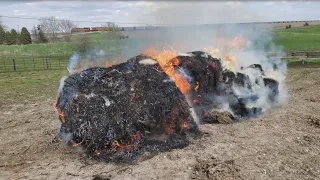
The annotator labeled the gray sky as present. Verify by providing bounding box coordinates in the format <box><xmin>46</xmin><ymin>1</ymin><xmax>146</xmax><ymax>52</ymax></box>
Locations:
<box><xmin>0</xmin><ymin>1</ymin><xmax>319</xmax><ymax>30</ymax></box>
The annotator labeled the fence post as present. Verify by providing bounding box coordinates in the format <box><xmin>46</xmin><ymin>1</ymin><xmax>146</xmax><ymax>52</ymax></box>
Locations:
<box><xmin>13</xmin><ymin>59</ymin><xmax>16</xmax><ymax>72</ymax></box>
<box><xmin>42</xmin><ymin>58</ymin><xmax>45</xmax><ymax>70</ymax></box>
<box><xmin>33</xmin><ymin>57</ymin><xmax>35</xmax><ymax>70</ymax></box>
<box><xmin>45</xmin><ymin>58</ymin><xmax>49</xmax><ymax>70</ymax></box>
<box><xmin>3</xmin><ymin>58</ymin><xmax>6</xmax><ymax>72</ymax></box>
<box><xmin>23</xmin><ymin>57</ymin><xmax>26</xmax><ymax>71</ymax></box>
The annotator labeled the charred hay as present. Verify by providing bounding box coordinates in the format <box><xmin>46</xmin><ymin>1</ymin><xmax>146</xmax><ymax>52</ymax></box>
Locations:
<box><xmin>56</xmin><ymin>55</ymin><xmax>200</xmax><ymax>163</ymax></box>
<box><xmin>166</xmin><ymin>51</ymin><xmax>279</xmax><ymax>119</ymax></box>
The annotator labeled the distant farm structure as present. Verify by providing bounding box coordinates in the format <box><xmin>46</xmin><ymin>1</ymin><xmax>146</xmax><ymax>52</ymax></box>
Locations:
<box><xmin>71</xmin><ymin>26</ymin><xmax>157</xmax><ymax>33</ymax></box>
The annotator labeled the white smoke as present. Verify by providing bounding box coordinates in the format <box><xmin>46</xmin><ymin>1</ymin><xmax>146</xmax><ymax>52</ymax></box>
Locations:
<box><xmin>125</xmin><ymin>2</ymin><xmax>288</xmax><ymax>118</ymax></box>
<box><xmin>67</xmin><ymin>1</ymin><xmax>288</xmax><ymax>118</ymax></box>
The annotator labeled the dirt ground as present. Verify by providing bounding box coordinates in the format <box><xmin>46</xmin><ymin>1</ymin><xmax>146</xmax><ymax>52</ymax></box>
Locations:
<box><xmin>0</xmin><ymin>67</ymin><xmax>320</xmax><ymax>180</ymax></box>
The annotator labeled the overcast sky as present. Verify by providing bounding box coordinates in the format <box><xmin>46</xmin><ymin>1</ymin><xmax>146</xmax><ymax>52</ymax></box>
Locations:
<box><xmin>0</xmin><ymin>1</ymin><xmax>319</xmax><ymax>30</ymax></box>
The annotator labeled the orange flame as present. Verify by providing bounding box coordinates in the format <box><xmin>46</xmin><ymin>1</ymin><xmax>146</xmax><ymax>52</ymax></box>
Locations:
<box><xmin>95</xmin><ymin>151</ymin><xmax>101</xmax><ymax>156</ymax></box>
<box><xmin>180</xmin><ymin>122</ymin><xmax>189</xmax><ymax>130</ymax></box>
<box><xmin>72</xmin><ymin>142</ymin><xmax>81</xmax><ymax>147</ymax></box>
<box><xmin>105</xmin><ymin>61</ymin><xmax>112</xmax><ymax>68</ymax></box>
<box><xmin>59</xmin><ymin>112</ymin><xmax>65</xmax><ymax>123</ymax></box>
<box><xmin>142</xmin><ymin>48</ymin><xmax>191</xmax><ymax>94</ymax></box>
<box><xmin>111</xmin><ymin>140</ymin><xmax>135</xmax><ymax>152</ymax></box>
<box><xmin>166</xmin><ymin>127</ymin><xmax>176</xmax><ymax>134</ymax></box>
<box><xmin>225</xmin><ymin>53</ymin><xmax>236</xmax><ymax>66</ymax></box>
<box><xmin>195</xmin><ymin>81</ymin><xmax>200</xmax><ymax>92</ymax></box>
<box><xmin>213</xmin><ymin>35</ymin><xmax>247</xmax><ymax>50</ymax></box>
<box><xmin>231</xmin><ymin>35</ymin><xmax>247</xmax><ymax>50</ymax></box>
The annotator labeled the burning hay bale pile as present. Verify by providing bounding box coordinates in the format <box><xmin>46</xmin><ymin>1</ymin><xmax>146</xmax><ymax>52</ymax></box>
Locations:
<box><xmin>163</xmin><ymin>51</ymin><xmax>281</xmax><ymax>121</ymax></box>
<box><xmin>55</xmin><ymin>50</ymin><xmax>284</xmax><ymax>162</ymax></box>
<box><xmin>56</xmin><ymin>55</ymin><xmax>200</xmax><ymax>163</ymax></box>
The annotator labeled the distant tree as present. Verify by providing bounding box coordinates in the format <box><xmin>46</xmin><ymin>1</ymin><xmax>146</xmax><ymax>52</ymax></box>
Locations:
<box><xmin>39</xmin><ymin>16</ymin><xmax>60</xmax><ymax>42</ymax></box>
<box><xmin>74</xmin><ymin>35</ymin><xmax>92</xmax><ymax>55</ymax></box>
<box><xmin>102</xmin><ymin>22</ymin><xmax>120</xmax><ymax>32</ymax></box>
<box><xmin>37</xmin><ymin>25</ymin><xmax>48</xmax><ymax>43</ymax></box>
<box><xmin>59</xmin><ymin>19</ymin><xmax>76</xmax><ymax>42</ymax></box>
<box><xmin>20</xmin><ymin>27</ymin><xmax>32</xmax><ymax>44</ymax></box>
<box><xmin>133</xmin><ymin>26</ymin><xmax>136</xmax><ymax>30</ymax></box>
<box><xmin>39</xmin><ymin>17</ymin><xmax>76</xmax><ymax>42</ymax></box>
<box><xmin>31</xmin><ymin>25</ymin><xmax>39</xmax><ymax>43</ymax></box>
<box><xmin>0</xmin><ymin>17</ymin><xmax>6</xmax><ymax>30</ymax></box>
<box><xmin>0</xmin><ymin>26</ymin><xmax>5</xmax><ymax>44</ymax></box>
<box><xmin>0</xmin><ymin>17</ymin><xmax>6</xmax><ymax>45</ymax></box>
<box><xmin>10</xmin><ymin>29</ymin><xmax>18</xmax><ymax>44</ymax></box>
<box><xmin>5</xmin><ymin>31</ymin><xmax>12</xmax><ymax>45</ymax></box>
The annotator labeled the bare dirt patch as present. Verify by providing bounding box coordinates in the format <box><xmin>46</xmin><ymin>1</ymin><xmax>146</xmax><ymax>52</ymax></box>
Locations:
<box><xmin>0</xmin><ymin>67</ymin><xmax>320</xmax><ymax>180</ymax></box>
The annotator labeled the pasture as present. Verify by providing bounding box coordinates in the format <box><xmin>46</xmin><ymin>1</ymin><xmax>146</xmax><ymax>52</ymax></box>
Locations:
<box><xmin>0</xmin><ymin>24</ymin><xmax>320</xmax><ymax>58</ymax></box>
<box><xmin>274</xmin><ymin>25</ymin><xmax>320</xmax><ymax>50</ymax></box>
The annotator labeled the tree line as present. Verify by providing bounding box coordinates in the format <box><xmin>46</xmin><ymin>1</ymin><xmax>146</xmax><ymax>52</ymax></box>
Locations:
<box><xmin>0</xmin><ymin>16</ymin><xmax>77</xmax><ymax>45</ymax></box>
<box><xmin>0</xmin><ymin>16</ymin><xmax>125</xmax><ymax>46</ymax></box>
<box><xmin>0</xmin><ymin>21</ymin><xmax>33</xmax><ymax>45</ymax></box>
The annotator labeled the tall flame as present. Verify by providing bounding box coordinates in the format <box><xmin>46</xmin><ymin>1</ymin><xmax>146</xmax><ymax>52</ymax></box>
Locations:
<box><xmin>142</xmin><ymin>48</ymin><xmax>191</xmax><ymax>94</ymax></box>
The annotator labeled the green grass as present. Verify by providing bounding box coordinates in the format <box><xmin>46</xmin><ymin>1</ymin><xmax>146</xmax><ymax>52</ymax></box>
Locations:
<box><xmin>283</xmin><ymin>58</ymin><xmax>320</xmax><ymax>68</ymax></box>
<box><xmin>0</xmin><ymin>32</ymin><xmax>127</xmax><ymax>57</ymax></box>
<box><xmin>274</xmin><ymin>25</ymin><xmax>320</xmax><ymax>51</ymax></box>
<box><xmin>0</xmin><ymin>42</ymin><xmax>74</xmax><ymax>56</ymax></box>
<box><xmin>0</xmin><ymin>70</ymin><xmax>65</xmax><ymax>109</ymax></box>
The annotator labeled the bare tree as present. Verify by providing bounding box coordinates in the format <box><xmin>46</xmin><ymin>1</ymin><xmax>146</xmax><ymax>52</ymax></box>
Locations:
<box><xmin>39</xmin><ymin>16</ymin><xmax>60</xmax><ymax>42</ymax></box>
<box><xmin>59</xmin><ymin>19</ymin><xmax>76</xmax><ymax>42</ymax></box>
<box><xmin>102</xmin><ymin>22</ymin><xmax>119</xmax><ymax>31</ymax></box>
<box><xmin>102</xmin><ymin>22</ymin><xmax>127</xmax><ymax>40</ymax></box>
<box><xmin>74</xmin><ymin>35</ymin><xmax>92</xmax><ymax>55</ymax></box>
<box><xmin>31</xmin><ymin>25</ymin><xmax>39</xmax><ymax>43</ymax></box>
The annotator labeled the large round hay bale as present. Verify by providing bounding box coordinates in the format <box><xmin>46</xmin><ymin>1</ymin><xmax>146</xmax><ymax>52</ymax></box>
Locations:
<box><xmin>56</xmin><ymin>55</ymin><xmax>200</xmax><ymax>163</ymax></box>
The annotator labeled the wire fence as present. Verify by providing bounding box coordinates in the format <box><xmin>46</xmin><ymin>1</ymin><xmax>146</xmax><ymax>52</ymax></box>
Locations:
<box><xmin>0</xmin><ymin>55</ymin><xmax>70</xmax><ymax>73</ymax></box>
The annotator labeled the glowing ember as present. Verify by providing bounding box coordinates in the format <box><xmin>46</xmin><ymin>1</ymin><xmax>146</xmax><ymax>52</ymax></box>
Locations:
<box><xmin>180</xmin><ymin>122</ymin><xmax>189</xmax><ymax>130</ymax></box>
<box><xmin>195</xmin><ymin>81</ymin><xmax>200</xmax><ymax>92</ymax></box>
<box><xmin>105</xmin><ymin>61</ymin><xmax>112</xmax><ymax>68</ymax></box>
<box><xmin>95</xmin><ymin>151</ymin><xmax>101</xmax><ymax>156</ymax></box>
<box><xmin>58</xmin><ymin>112</ymin><xmax>65</xmax><ymax>123</ymax></box>
<box><xmin>114</xmin><ymin>140</ymin><xmax>121</xmax><ymax>148</ymax></box>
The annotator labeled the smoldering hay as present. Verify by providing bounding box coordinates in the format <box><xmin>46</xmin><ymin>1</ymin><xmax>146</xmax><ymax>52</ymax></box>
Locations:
<box><xmin>55</xmin><ymin>50</ymin><xmax>287</xmax><ymax>162</ymax></box>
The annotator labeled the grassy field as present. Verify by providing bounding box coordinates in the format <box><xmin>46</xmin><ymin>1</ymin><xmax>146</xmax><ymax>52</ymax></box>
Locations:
<box><xmin>273</xmin><ymin>25</ymin><xmax>320</xmax><ymax>51</ymax></box>
<box><xmin>0</xmin><ymin>25</ymin><xmax>320</xmax><ymax>58</ymax></box>
<box><xmin>0</xmin><ymin>42</ymin><xmax>74</xmax><ymax>56</ymax></box>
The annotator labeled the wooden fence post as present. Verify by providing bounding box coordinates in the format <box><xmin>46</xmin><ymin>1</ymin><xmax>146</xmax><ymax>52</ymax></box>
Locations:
<box><xmin>13</xmin><ymin>59</ymin><xmax>16</xmax><ymax>72</ymax></box>
<box><xmin>23</xmin><ymin>57</ymin><xmax>26</xmax><ymax>71</ymax></box>
<box><xmin>45</xmin><ymin>58</ymin><xmax>49</xmax><ymax>70</ymax></box>
<box><xmin>42</xmin><ymin>58</ymin><xmax>45</xmax><ymax>70</ymax></box>
<box><xmin>3</xmin><ymin>58</ymin><xmax>6</xmax><ymax>72</ymax></box>
<box><xmin>33</xmin><ymin>57</ymin><xmax>35</xmax><ymax>70</ymax></box>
